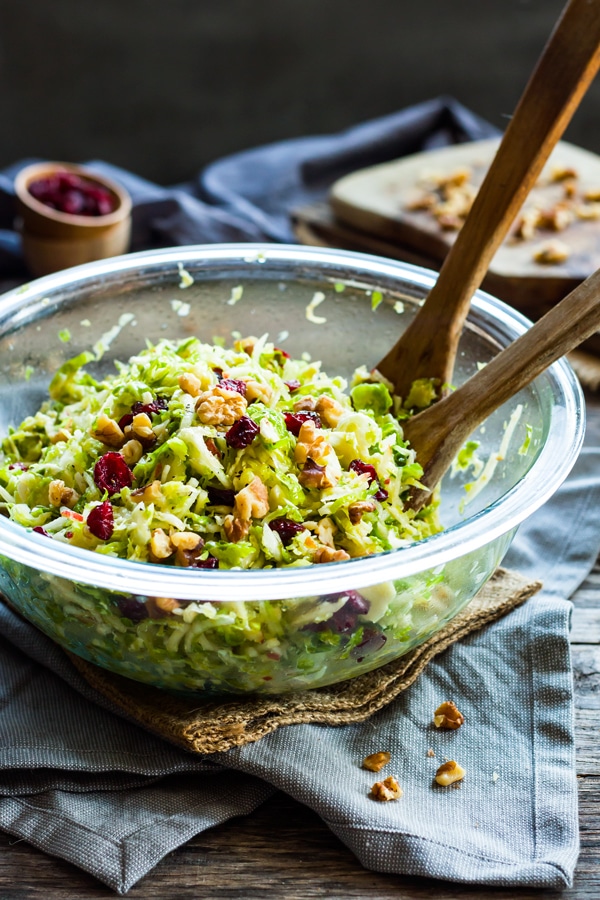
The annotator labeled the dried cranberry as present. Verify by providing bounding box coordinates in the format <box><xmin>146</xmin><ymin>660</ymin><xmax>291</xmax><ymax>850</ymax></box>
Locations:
<box><xmin>32</xmin><ymin>525</ymin><xmax>50</xmax><ymax>537</ymax></box>
<box><xmin>94</xmin><ymin>452</ymin><xmax>133</xmax><ymax>495</ymax></box>
<box><xmin>284</xmin><ymin>410</ymin><xmax>321</xmax><ymax>436</ymax></box>
<box><xmin>225</xmin><ymin>415</ymin><xmax>259</xmax><ymax>449</ymax></box>
<box><xmin>268</xmin><ymin>517</ymin><xmax>305</xmax><ymax>546</ymax></box>
<box><xmin>284</xmin><ymin>379</ymin><xmax>301</xmax><ymax>393</ymax></box>
<box><xmin>349</xmin><ymin>459</ymin><xmax>388</xmax><ymax>501</ymax></box>
<box><xmin>323</xmin><ymin>589</ymin><xmax>370</xmax><ymax>615</ymax></box>
<box><xmin>273</xmin><ymin>347</ymin><xmax>290</xmax><ymax>367</ymax></box>
<box><xmin>117</xmin><ymin>399</ymin><xmax>165</xmax><ymax>431</ymax></box>
<box><xmin>351</xmin><ymin>628</ymin><xmax>387</xmax><ymax>662</ymax></box>
<box><xmin>87</xmin><ymin>501</ymin><xmax>114</xmax><ymax>540</ymax></box>
<box><xmin>349</xmin><ymin>459</ymin><xmax>378</xmax><ymax>482</ymax></box>
<box><xmin>298</xmin><ymin>457</ymin><xmax>327</xmax><ymax>488</ymax></box>
<box><xmin>117</xmin><ymin>412</ymin><xmax>134</xmax><ymax>431</ymax></box>
<box><xmin>28</xmin><ymin>172</ymin><xmax>117</xmax><ymax>217</ymax></box>
<box><xmin>305</xmin><ymin>590</ymin><xmax>370</xmax><ymax>635</ymax></box>
<box><xmin>131</xmin><ymin>396</ymin><xmax>168</xmax><ymax>416</ymax></box>
<box><xmin>192</xmin><ymin>555</ymin><xmax>219</xmax><ymax>569</ymax></box>
<box><xmin>207</xmin><ymin>486</ymin><xmax>236</xmax><ymax>506</ymax></box>
<box><xmin>117</xmin><ymin>595</ymin><xmax>149</xmax><ymax>622</ymax></box>
<box><xmin>218</xmin><ymin>378</ymin><xmax>247</xmax><ymax>396</ymax></box>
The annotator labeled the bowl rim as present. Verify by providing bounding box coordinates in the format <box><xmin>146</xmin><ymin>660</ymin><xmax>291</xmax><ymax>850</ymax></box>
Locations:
<box><xmin>0</xmin><ymin>243</ymin><xmax>585</xmax><ymax>600</ymax></box>
<box><xmin>14</xmin><ymin>161</ymin><xmax>132</xmax><ymax>228</ymax></box>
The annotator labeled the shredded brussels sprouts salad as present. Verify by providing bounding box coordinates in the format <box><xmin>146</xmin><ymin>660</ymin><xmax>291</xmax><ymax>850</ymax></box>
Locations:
<box><xmin>0</xmin><ymin>334</ymin><xmax>440</xmax><ymax>566</ymax></box>
<box><xmin>0</xmin><ymin>332</ymin><xmax>465</xmax><ymax>693</ymax></box>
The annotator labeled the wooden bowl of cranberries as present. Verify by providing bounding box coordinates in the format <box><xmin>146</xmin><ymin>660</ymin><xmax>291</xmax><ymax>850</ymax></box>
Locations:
<box><xmin>14</xmin><ymin>161</ymin><xmax>132</xmax><ymax>276</ymax></box>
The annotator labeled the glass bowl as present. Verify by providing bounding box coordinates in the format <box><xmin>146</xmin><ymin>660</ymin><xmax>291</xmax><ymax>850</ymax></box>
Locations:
<box><xmin>0</xmin><ymin>244</ymin><xmax>584</xmax><ymax>694</ymax></box>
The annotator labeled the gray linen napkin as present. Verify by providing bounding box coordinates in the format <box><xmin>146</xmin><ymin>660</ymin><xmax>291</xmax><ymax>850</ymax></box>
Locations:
<box><xmin>1</xmin><ymin>405</ymin><xmax>599</xmax><ymax>893</ymax></box>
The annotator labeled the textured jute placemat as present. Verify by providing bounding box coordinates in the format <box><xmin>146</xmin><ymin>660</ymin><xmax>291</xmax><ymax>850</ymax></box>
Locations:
<box><xmin>63</xmin><ymin>567</ymin><xmax>541</xmax><ymax>754</ymax></box>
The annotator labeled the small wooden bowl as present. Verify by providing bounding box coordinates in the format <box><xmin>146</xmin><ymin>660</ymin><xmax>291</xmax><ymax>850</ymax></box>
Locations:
<box><xmin>14</xmin><ymin>161</ymin><xmax>132</xmax><ymax>276</ymax></box>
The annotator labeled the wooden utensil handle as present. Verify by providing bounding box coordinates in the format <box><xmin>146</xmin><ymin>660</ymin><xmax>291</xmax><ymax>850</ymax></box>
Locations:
<box><xmin>404</xmin><ymin>267</ymin><xmax>600</xmax><ymax>491</ymax></box>
<box><xmin>377</xmin><ymin>0</ymin><xmax>600</xmax><ymax>393</ymax></box>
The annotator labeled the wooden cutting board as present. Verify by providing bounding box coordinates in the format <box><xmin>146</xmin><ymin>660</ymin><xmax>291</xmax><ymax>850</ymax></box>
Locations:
<box><xmin>329</xmin><ymin>138</ymin><xmax>600</xmax><ymax>322</ymax></box>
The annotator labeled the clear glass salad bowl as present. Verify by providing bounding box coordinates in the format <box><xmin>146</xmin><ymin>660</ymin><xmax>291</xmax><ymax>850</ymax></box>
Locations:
<box><xmin>0</xmin><ymin>244</ymin><xmax>584</xmax><ymax>694</ymax></box>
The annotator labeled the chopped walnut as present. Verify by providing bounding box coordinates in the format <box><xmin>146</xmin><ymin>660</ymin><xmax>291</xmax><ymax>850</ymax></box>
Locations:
<box><xmin>233</xmin><ymin>476</ymin><xmax>270</xmax><ymax>520</ymax></box>
<box><xmin>150</xmin><ymin>528</ymin><xmax>173</xmax><ymax>560</ymax></box>
<box><xmin>513</xmin><ymin>207</ymin><xmax>542</xmax><ymax>241</ymax></box>
<box><xmin>178</xmin><ymin>371</ymin><xmax>203</xmax><ymax>397</ymax></box>
<box><xmin>435</xmin><ymin>760</ymin><xmax>466</xmax><ymax>786</ymax></box>
<box><xmin>142</xmin><ymin>480</ymin><xmax>163</xmax><ymax>506</ymax></box>
<box><xmin>435</xmin><ymin>184</ymin><xmax>476</xmax><ymax>220</ymax></box>
<box><xmin>48</xmin><ymin>479</ymin><xmax>79</xmax><ymax>508</ymax></box>
<box><xmin>362</xmin><ymin>751</ymin><xmax>391</xmax><ymax>772</ymax></box>
<box><xmin>223</xmin><ymin>515</ymin><xmax>251</xmax><ymax>543</ymax></box>
<box><xmin>121</xmin><ymin>439</ymin><xmax>144</xmax><ymax>466</ymax></box>
<box><xmin>433</xmin><ymin>701</ymin><xmax>465</xmax><ymax>730</ymax></box>
<box><xmin>370</xmin><ymin>775</ymin><xmax>403</xmax><ymax>801</ymax></box>
<box><xmin>315</xmin><ymin>516</ymin><xmax>336</xmax><ymax>547</ymax></box>
<box><xmin>294</xmin><ymin>420</ymin><xmax>331</xmax><ymax>465</ymax></box>
<box><xmin>234</xmin><ymin>336</ymin><xmax>257</xmax><ymax>355</ymax></box>
<box><xmin>245</xmin><ymin>379</ymin><xmax>273</xmax><ymax>404</ymax></box>
<box><xmin>405</xmin><ymin>191</ymin><xmax>437</xmax><ymax>211</ymax></box>
<box><xmin>314</xmin><ymin>545</ymin><xmax>351</xmax><ymax>564</ymax></box>
<box><xmin>533</xmin><ymin>239</ymin><xmax>570</xmax><ymax>264</ymax></box>
<box><xmin>537</xmin><ymin>204</ymin><xmax>574</xmax><ymax>232</ymax></box>
<box><xmin>576</xmin><ymin>201</ymin><xmax>600</xmax><ymax>220</ymax></box>
<box><xmin>315</xmin><ymin>395</ymin><xmax>345</xmax><ymax>427</ymax></box>
<box><xmin>427</xmin><ymin>748</ymin><xmax>436</xmax><ymax>758</ymax></box>
<box><xmin>49</xmin><ymin>428</ymin><xmax>72</xmax><ymax>444</ymax></box>
<box><xmin>146</xmin><ymin>596</ymin><xmax>181</xmax><ymax>617</ymax></box>
<box><xmin>195</xmin><ymin>385</ymin><xmax>248</xmax><ymax>426</ymax></box>
<box><xmin>293</xmin><ymin>395</ymin><xmax>319</xmax><ymax>412</ymax></box>
<box><xmin>583</xmin><ymin>187</ymin><xmax>600</xmax><ymax>202</ymax></box>
<box><xmin>550</xmin><ymin>165</ymin><xmax>578</xmax><ymax>182</ymax></box>
<box><xmin>348</xmin><ymin>499</ymin><xmax>376</xmax><ymax>524</ymax></box>
<box><xmin>437</xmin><ymin>213</ymin><xmax>464</xmax><ymax>231</ymax></box>
<box><xmin>171</xmin><ymin>531</ymin><xmax>204</xmax><ymax>566</ymax></box>
<box><xmin>170</xmin><ymin>531</ymin><xmax>202</xmax><ymax>551</ymax></box>
<box><xmin>298</xmin><ymin>458</ymin><xmax>336</xmax><ymax>490</ymax></box>
<box><xmin>128</xmin><ymin>412</ymin><xmax>155</xmax><ymax>442</ymax></box>
<box><xmin>443</xmin><ymin>167</ymin><xmax>472</xmax><ymax>188</ymax></box>
<box><xmin>91</xmin><ymin>413</ymin><xmax>125</xmax><ymax>447</ymax></box>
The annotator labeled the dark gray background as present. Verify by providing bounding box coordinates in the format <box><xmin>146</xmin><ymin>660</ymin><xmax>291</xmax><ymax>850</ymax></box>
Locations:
<box><xmin>1</xmin><ymin>0</ymin><xmax>597</xmax><ymax>184</ymax></box>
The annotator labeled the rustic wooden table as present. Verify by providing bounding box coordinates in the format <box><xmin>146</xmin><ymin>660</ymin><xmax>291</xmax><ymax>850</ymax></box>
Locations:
<box><xmin>0</xmin><ymin>274</ymin><xmax>598</xmax><ymax>898</ymax></box>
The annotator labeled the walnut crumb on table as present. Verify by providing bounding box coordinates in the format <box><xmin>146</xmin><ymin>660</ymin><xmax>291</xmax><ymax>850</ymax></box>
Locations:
<box><xmin>532</xmin><ymin>239</ymin><xmax>570</xmax><ymax>264</ymax></box>
<box><xmin>370</xmin><ymin>776</ymin><xmax>403</xmax><ymax>801</ymax></box>
<box><xmin>362</xmin><ymin>751</ymin><xmax>391</xmax><ymax>772</ymax></box>
<box><xmin>433</xmin><ymin>700</ymin><xmax>465</xmax><ymax>730</ymax></box>
<box><xmin>435</xmin><ymin>760</ymin><xmax>466</xmax><ymax>786</ymax></box>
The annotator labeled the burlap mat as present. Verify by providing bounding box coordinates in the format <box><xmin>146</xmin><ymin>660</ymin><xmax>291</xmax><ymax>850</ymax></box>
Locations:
<box><xmin>61</xmin><ymin>567</ymin><xmax>541</xmax><ymax>754</ymax></box>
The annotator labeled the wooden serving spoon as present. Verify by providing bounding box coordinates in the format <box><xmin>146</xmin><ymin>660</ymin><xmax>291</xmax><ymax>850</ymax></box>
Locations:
<box><xmin>403</xmin><ymin>267</ymin><xmax>600</xmax><ymax>511</ymax></box>
<box><xmin>375</xmin><ymin>0</ymin><xmax>600</xmax><ymax>400</ymax></box>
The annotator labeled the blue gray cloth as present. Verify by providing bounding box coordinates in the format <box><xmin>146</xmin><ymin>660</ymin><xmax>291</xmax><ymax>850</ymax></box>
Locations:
<box><xmin>0</xmin><ymin>99</ymin><xmax>597</xmax><ymax>893</ymax></box>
